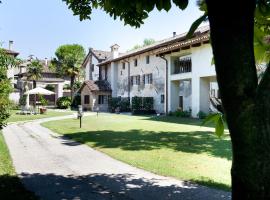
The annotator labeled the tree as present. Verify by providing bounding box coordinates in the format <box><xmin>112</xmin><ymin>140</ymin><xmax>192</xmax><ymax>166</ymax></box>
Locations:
<box><xmin>63</xmin><ymin>0</ymin><xmax>270</xmax><ymax>198</ymax></box>
<box><xmin>129</xmin><ymin>38</ymin><xmax>156</xmax><ymax>51</ymax></box>
<box><xmin>27</xmin><ymin>59</ymin><xmax>43</xmax><ymax>89</ymax></box>
<box><xmin>0</xmin><ymin>49</ymin><xmax>20</xmax><ymax>129</ymax></box>
<box><xmin>51</xmin><ymin>44</ymin><xmax>85</xmax><ymax>100</ymax></box>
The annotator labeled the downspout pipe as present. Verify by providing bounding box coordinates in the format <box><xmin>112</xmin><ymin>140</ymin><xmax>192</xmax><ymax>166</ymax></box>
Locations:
<box><xmin>124</xmin><ymin>60</ymin><xmax>131</xmax><ymax>100</ymax></box>
<box><xmin>159</xmin><ymin>55</ymin><xmax>168</xmax><ymax>115</ymax></box>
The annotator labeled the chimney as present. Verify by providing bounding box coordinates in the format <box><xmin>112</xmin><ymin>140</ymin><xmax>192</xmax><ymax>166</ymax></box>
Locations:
<box><xmin>45</xmin><ymin>57</ymin><xmax>48</xmax><ymax>66</ymax></box>
<box><xmin>173</xmin><ymin>32</ymin><xmax>176</xmax><ymax>37</ymax></box>
<box><xmin>9</xmin><ymin>40</ymin><xmax>14</xmax><ymax>50</ymax></box>
<box><xmin>110</xmin><ymin>44</ymin><xmax>120</xmax><ymax>59</ymax></box>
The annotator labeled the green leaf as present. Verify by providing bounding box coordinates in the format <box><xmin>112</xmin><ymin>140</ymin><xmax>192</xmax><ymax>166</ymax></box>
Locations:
<box><xmin>201</xmin><ymin>113</ymin><xmax>220</xmax><ymax>126</ymax></box>
<box><xmin>173</xmin><ymin>0</ymin><xmax>189</xmax><ymax>10</ymax></box>
<box><xmin>186</xmin><ymin>13</ymin><xmax>208</xmax><ymax>39</ymax></box>
<box><xmin>215</xmin><ymin>117</ymin><xmax>225</xmax><ymax>138</ymax></box>
<box><xmin>211</xmin><ymin>56</ymin><xmax>215</xmax><ymax>65</ymax></box>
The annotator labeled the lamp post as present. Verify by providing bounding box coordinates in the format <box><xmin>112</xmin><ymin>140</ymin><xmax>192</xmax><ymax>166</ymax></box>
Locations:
<box><xmin>77</xmin><ymin>105</ymin><xmax>83</xmax><ymax>128</ymax></box>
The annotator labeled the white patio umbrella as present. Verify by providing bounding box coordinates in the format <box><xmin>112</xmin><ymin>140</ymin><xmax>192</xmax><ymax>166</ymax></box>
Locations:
<box><xmin>24</xmin><ymin>87</ymin><xmax>54</xmax><ymax>109</ymax></box>
<box><xmin>24</xmin><ymin>87</ymin><xmax>55</xmax><ymax>95</ymax></box>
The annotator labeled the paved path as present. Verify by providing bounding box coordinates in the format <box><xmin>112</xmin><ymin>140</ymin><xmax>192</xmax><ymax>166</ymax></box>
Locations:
<box><xmin>3</xmin><ymin>114</ymin><xmax>231</xmax><ymax>200</ymax></box>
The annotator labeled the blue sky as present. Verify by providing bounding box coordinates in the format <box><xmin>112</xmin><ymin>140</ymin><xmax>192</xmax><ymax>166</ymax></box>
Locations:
<box><xmin>0</xmin><ymin>0</ymin><xmax>203</xmax><ymax>59</ymax></box>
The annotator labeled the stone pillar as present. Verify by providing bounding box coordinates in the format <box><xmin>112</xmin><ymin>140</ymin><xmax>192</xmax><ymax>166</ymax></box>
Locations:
<box><xmin>199</xmin><ymin>77</ymin><xmax>210</xmax><ymax>113</ymax></box>
<box><xmin>191</xmin><ymin>77</ymin><xmax>200</xmax><ymax>117</ymax></box>
<box><xmin>55</xmin><ymin>83</ymin><xmax>64</xmax><ymax>99</ymax></box>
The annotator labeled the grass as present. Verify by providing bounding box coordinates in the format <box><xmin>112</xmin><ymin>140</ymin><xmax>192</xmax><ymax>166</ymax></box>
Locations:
<box><xmin>0</xmin><ymin>132</ymin><xmax>38</xmax><ymax>199</ymax></box>
<box><xmin>42</xmin><ymin>114</ymin><xmax>232</xmax><ymax>191</ymax></box>
<box><xmin>7</xmin><ymin>109</ymin><xmax>74</xmax><ymax>123</ymax></box>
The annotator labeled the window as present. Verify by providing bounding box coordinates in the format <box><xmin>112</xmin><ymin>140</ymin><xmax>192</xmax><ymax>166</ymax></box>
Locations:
<box><xmin>91</xmin><ymin>64</ymin><xmax>95</xmax><ymax>72</ymax></box>
<box><xmin>144</xmin><ymin>73</ymin><xmax>153</xmax><ymax>84</ymax></box>
<box><xmin>131</xmin><ymin>75</ymin><xmax>140</xmax><ymax>85</ymax></box>
<box><xmin>122</xmin><ymin>62</ymin><xmax>125</xmax><ymax>70</ymax></box>
<box><xmin>84</xmin><ymin>95</ymin><xmax>90</xmax><ymax>104</ymax></box>
<box><xmin>120</xmin><ymin>70</ymin><xmax>123</xmax><ymax>75</ymax></box>
<box><xmin>161</xmin><ymin>94</ymin><xmax>165</xmax><ymax>103</ymax></box>
<box><xmin>98</xmin><ymin>95</ymin><xmax>104</xmax><ymax>104</ymax></box>
<box><xmin>134</xmin><ymin>59</ymin><xmax>138</xmax><ymax>67</ymax></box>
<box><xmin>211</xmin><ymin>89</ymin><xmax>215</xmax><ymax>97</ymax></box>
<box><xmin>174</xmin><ymin>56</ymin><xmax>192</xmax><ymax>74</ymax></box>
<box><xmin>146</xmin><ymin>55</ymin><xmax>150</xmax><ymax>64</ymax></box>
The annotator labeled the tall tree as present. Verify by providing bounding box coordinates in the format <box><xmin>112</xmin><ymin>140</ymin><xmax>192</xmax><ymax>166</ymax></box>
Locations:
<box><xmin>0</xmin><ymin>49</ymin><xmax>20</xmax><ymax>129</ymax></box>
<box><xmin>27</xmin><ymin>59</ymin><xmax>43</xmax><ymax>89</ymax></box>
<box><xmin>27</xmin><ymin>59</ymin><xmax>43</xmax><ymax>108</ymax></box>
<box><xmin>63</xmin><ymin>0</ymin><xmax>270</xmax><ymax>198</ymax></box>
<box><xmin>51</xmin><ymin>44</ymin><xmax>85</xmax><ymax>100</ymax></box>
<box><xmin>130</xmin><ymin>38</ymin><xmax>156</xmax><ymax>51</ymax></box>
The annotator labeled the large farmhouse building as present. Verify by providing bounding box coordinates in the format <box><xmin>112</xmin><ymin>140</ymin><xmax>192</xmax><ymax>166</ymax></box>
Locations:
<box><xmin>80</xmin><ymin>26</ymin><xmax>220</xmax><ymax>117</ymax></box>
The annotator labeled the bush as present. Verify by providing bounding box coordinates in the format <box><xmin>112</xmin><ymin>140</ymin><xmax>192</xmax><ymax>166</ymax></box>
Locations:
<box><xmin>71</xmin><ymin>94</ymin><xmax>81</xmax><ymax>109</ymax></box>
<box><xmin>45</xmin><ymin>84</ymin><xmax>55</xmax><ymax>92</ymax></box>
<box><xmin>197</xmin><ymin>111</ymin><xmax>207</xmax><ymax>119</ymax></box>
<box><xmin>19</xmin><ymin>95</ymin><xmax>26</xmax><ymax>106</ymax></box>
<box><xmin>9</xmin><ymin>100</ymin><xmax>20</xmax><ymax>110</ymax></box>
<box><xmin>108</xmin><ymin>97</ymin><xmax>131</xmax><ymax>113</ymax></box>
<box><xmin>56</xmin><ymin>96</ymin><xmax>71</xmax><ymax>109</ymax></box>
<box><xmin>171</xmin><ymin>109</ymin><xmax>191</xmax><ymax>118</ymax></box>
<box><xmin>131</xmin><ymin>96</ymin><xmax>155</xmax><ymax>115</ymax></box>
<box><xmin>39</xmin><ymin>95</ymin><xmax>48</xmax><ymax>106</ymax></box>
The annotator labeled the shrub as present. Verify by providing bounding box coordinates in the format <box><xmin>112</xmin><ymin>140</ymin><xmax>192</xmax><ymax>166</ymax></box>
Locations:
<box><xmin>39</xmin><ymin>95</ymin><xmax>48</xmax><ymax>106</ymax></box>
<box><xmin>143</xmin><ymin>97</ymin><xmax>154</xmax><ymax>111</ymax></box>
<box><xmin>171</xmin><ymin>109</ymin><xmax>191</xmax><ymax>118</ymax></box>
<box><xmin>197</xmin><ymin>111</ymin><xmax>207</xmax><ymax>119</ymax></box>
<box><xmin>19</xmin><ymin>95</ymin><xmax>26</xmax><ymax>106</ymax></box>
<box><xmin>56</xmin><ymin>96</ymin><xmax>71</xmax><ymax>109</ymax></box>
<box><xmin>131</xmin><ymin>96</ymin><xmax>155</xmax><ymax>115</ymax></box>
<box><xmin>9</xmin><ymin>100</ymin><xmax>20</xmax><ymax>110</ymax></box>
<box><xmin>71</xmin><ymin>94</ymin><xmax>81</xmax><ymax>109</ymax></box>
<box><xmin>45</xmin><ymin>84</ymin><xmax>55</xmax><ymax>92</ymax></box>
<box><xmin>132</xmin><ymin>96</ymin><xmax>143</xmax><ymax>111</ymax></box>
<box><xmin>108</xmin><ymin>97</ymin><xmax>131</xmax><ymax>112</ymax></box>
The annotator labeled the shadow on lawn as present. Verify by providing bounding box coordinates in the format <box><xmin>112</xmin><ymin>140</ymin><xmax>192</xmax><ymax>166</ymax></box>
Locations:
<box><xmin>0</xmin><ymin>174</ymin><xmax>38</xmax><ymax>200</ymax></box>
<box><xmin>142</xmin><ymin>116</ymin><xmax>227</xmax><ymax>129</ymax></box>
<box><xmin>65</xmin><ymin>129</ymin><xmax>232</xmax><ymax>160</ymax></box>
<box><xmin>15</xmin><ymin>172</ymin><xmax>231</xmax><ymax>199</ymax></box>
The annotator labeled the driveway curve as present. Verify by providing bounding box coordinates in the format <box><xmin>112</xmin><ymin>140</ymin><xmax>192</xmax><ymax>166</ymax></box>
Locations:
<box><xmin>3</xmin><ymin>114</ymin><xmax>231</xmax><ymax>200</ymax></box>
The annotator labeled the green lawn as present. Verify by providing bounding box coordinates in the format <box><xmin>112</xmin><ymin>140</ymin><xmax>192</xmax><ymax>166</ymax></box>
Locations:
<box><xmin>0</xmin><ymin>132</ymin><xmax>38</xmax><ymax>199</ymax></box>
<box><xmin>42</xmin><ymin>114</ymin><xmax>232</xmax><ymax>190</ymax></box>
<box><xmin>7</xmin><ymin>109</ymin><xmax>74</xmax><ymax>123</ymax></box>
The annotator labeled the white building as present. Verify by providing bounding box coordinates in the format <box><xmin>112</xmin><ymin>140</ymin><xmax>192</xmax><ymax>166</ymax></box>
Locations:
<box><xmin>81</xmin><ymin>48</ymin><xmax>112</xmax><ymax>81</ymax></box>
<box><xmin>81</xmin><ymin>26</ymin><xmax>220</xmax><ymax>117</ymax></box>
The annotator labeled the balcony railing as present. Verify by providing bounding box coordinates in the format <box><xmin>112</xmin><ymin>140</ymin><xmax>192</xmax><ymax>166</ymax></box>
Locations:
<box><xmin>173</xmin><ymin>57</ymin><xmax>192</xmax><ymax>74</ymax></box>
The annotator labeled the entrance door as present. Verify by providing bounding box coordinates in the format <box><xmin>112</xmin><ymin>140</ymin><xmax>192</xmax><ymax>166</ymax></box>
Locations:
<box><xmin>179</xmin><ymin>96</ymin><xmax>183</xmax><ymax>110</ymax></box>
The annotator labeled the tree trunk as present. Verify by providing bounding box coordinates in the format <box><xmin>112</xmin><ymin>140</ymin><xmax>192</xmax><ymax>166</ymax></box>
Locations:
<box><xmin>70</xmin><ymin>75</ymin><xmax>75</xmax><ymax>101</ymax></box>
<box><xmin>206</xmin><ymin>0</ymin><xmax>270</xmax><ymax>199</ymax></box>
<box><xmin>33</xmin><ymin>80</ymin><xmax>36</xmax><ymax>108</ymax></box>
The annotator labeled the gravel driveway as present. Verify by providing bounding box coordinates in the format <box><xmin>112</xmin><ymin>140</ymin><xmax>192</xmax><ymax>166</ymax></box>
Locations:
<box><xmin>2</xmin><ymin>114</ymin><xmax>231</xmax><ymax>200</ymax></box>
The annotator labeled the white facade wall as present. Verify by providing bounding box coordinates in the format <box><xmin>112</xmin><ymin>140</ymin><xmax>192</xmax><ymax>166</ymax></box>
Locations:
<box><xmin>85</xmin><ymin>56</ymin><xmax>99</xmax><ymax>81</ymax></box>
<box><xmin>115</xmin><ymin>53</ymin><xmax>166</xmax><ymax>113</ymax></box>
<box><xmin>166</xmin><ymin>44</ymin><xmax>218</xmax><ymax>117</ymax></box>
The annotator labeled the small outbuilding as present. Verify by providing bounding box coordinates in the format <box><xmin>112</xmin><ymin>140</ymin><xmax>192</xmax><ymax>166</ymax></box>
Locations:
<box><xmin>79</xmin><ymin>80</ymin><xmax>112</xmax><ymax>111</ymax></box>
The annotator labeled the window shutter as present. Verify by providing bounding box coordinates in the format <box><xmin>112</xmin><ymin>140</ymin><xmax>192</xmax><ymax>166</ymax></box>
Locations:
<box><xmin>150</xmin><ymin>73</ymin><xmax>153</xmax><ymax>84</ymax></box>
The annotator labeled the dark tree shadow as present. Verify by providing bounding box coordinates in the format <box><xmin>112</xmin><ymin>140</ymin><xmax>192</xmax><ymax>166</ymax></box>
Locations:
<box><xmin>141</xmin><ymin>116</ymin><xmax>227</xmax><ymax>129</ymax></box>
<box><xmin>15</xmin><ymin>172</ymin><xmax>231</xmax><ymax>200</ymax></box>
<box><xmin>64</xmin><ymin>129</ymin><xmax>232</xmax><ymax>160</ymax></box>
<box><xmin>0</xmin><ymin>174</ymin><xmax>38</xmax><ymax>200</ymax></box>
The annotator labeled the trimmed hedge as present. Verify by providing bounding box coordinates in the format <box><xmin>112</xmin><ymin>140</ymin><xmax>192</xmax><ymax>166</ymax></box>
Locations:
<box><xmin>131</xmin><ymin>96</ymin><xmax>155</xmax><ymax>115</ymax></box>
<box><xmin>108</xmin><ymin>97</ymin><xmax>131</xmax><ymax>112</ymax></box>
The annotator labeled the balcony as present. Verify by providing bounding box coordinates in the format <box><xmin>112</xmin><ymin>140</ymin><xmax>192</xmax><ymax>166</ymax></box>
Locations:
<box><xmin>173</xmin><ymin>57</ymin><xmax>192</xmax><ymax>74</ymax></box>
